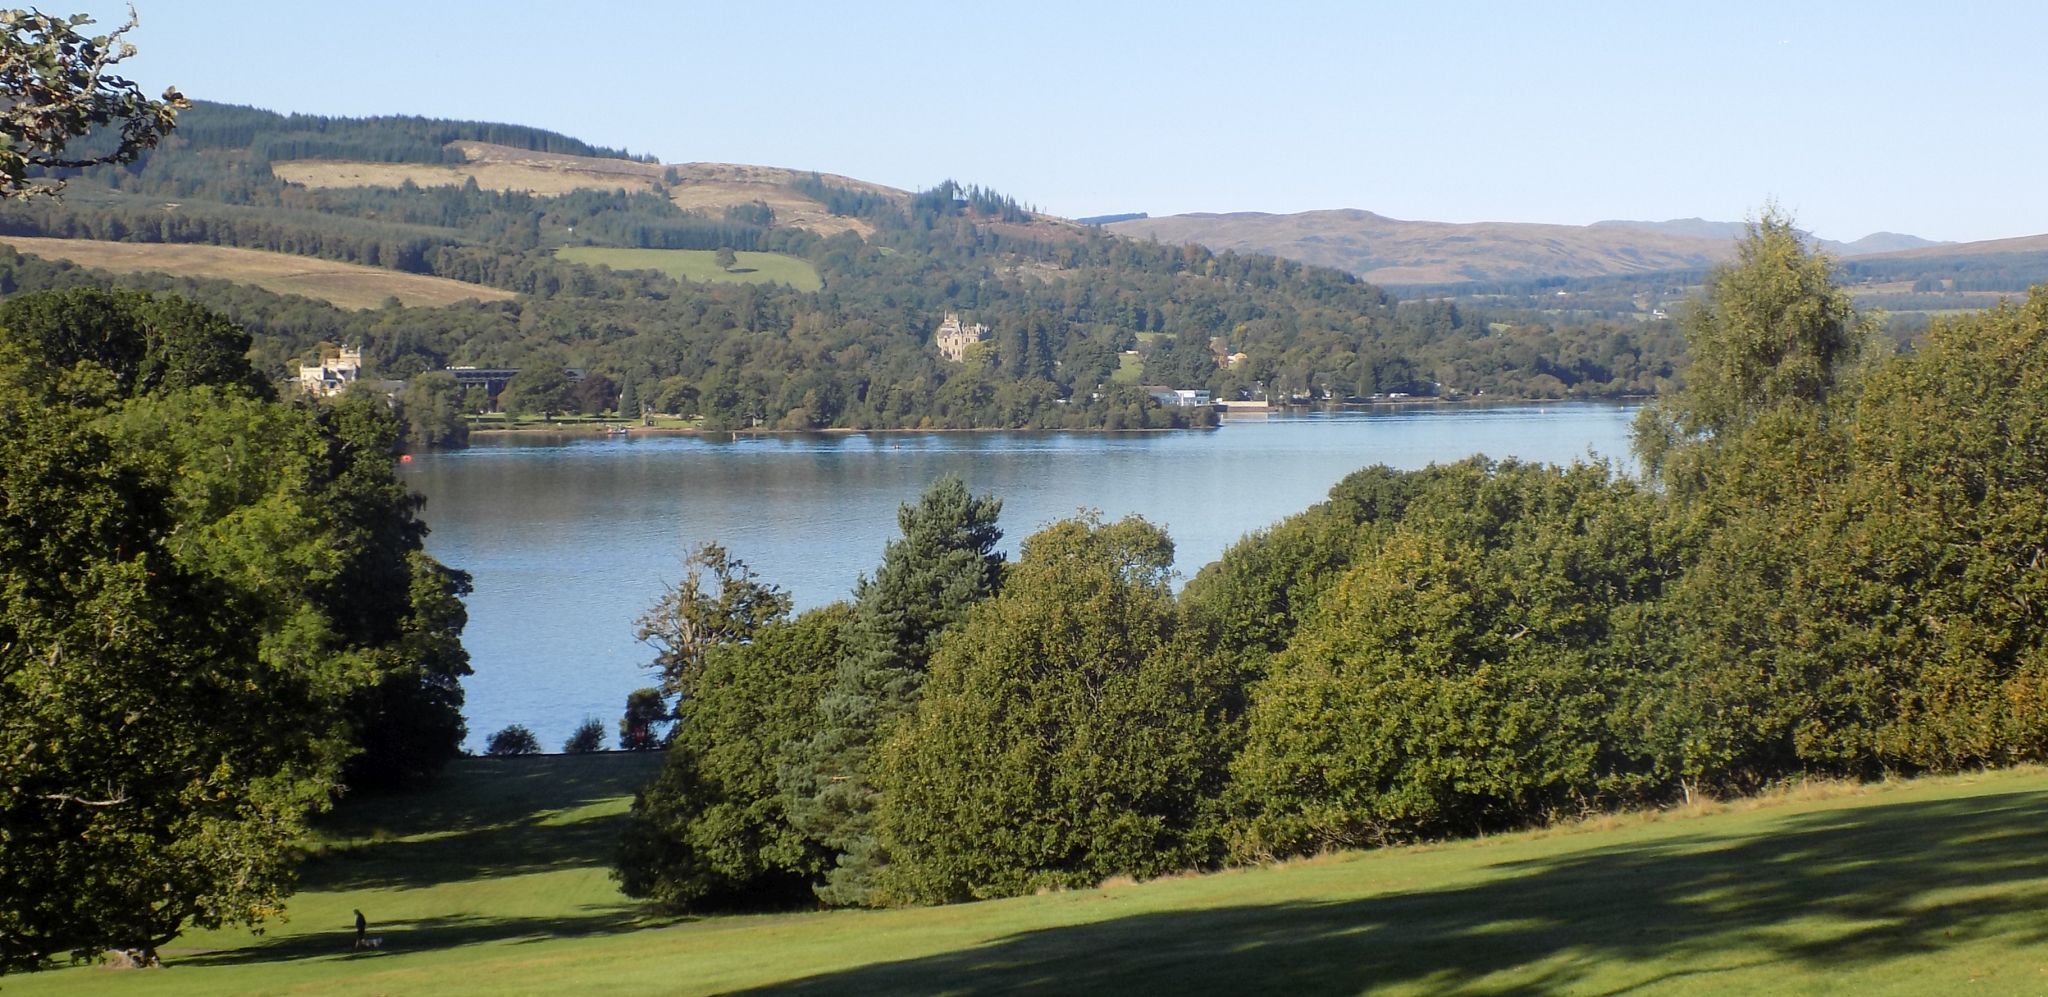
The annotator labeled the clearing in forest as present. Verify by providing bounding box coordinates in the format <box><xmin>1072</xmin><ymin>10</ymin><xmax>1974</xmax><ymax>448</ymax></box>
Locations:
<box><xmin>554</xmin><ymin>246</ymin><xmax>823</xmax><ymax>292</ymax></box>
<box><xmin>0</xmin><ymin>236</ymin><xmax>515</xmax><ymax>310</ymax></box>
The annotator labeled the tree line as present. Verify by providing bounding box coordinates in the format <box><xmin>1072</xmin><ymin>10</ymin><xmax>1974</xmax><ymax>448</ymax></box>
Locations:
<box><xmin>613</xmin><ymin>214</ymin><xmax>2048</xmax><ymax>910</ymax></box>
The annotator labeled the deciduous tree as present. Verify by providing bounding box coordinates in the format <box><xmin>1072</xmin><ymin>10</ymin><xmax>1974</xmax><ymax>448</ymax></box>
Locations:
<box><xmin>617</xmin><ymin>605</ymin><xmax>850</xmax><ymax>909</ymax></box>
<box><xmin>636</xmin><ymin>543</ymin><xmax>791</xmax><ymax>698</ymax></box>
<box><xmin>875</xmin><ymin>515</ymin><xmax>1239</xmax><ymax>902</ymax></box>
<box><xmin>0</xmin><ymin>8</ymin><xmax>186</xmax><ymax>199</ymax></box>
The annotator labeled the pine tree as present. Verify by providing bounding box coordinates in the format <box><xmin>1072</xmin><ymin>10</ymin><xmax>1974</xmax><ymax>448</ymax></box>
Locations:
<box><xmin>617</xmin><ymin>377</ymin><xmax>641</xmax><ymax>420</ymax></box>
<box><xmin>780</xmin><ymin>476</ymin><xmax>1004</xmax><ymax>906</ymax></box>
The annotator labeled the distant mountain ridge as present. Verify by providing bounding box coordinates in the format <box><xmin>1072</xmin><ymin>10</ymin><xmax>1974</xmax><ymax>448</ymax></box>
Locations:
<box><xmin>1107</xmin><ymin>210</ymin><xmax>1951</xmax><ymax>286</ymax></box>
<box><xmin>1591</xmin><ymin>218</ymin><xmax>1948</xmax><ymax>258</ymax></box>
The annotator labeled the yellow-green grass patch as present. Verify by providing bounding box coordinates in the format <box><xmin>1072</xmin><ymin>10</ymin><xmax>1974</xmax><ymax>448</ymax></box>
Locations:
<box><xmin>554</xmin><ymin>246</ymin><xmax>822</xmax><ymax>291</ymax></box>
<box><xmin>0</xmin><ymin>236</ymin><xmax>514</xmax><ymax>310</ymax></box>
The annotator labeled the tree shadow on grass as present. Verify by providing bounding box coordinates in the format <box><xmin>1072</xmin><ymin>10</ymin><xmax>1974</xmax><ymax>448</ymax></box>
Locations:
<box><xmin>178</xmin><ymin>906</ymin><xmax>671</xmax><ymax>967</ymax></box>
<box><xmin>320</xmin><ymin>753</ymin><xmax>664</xmax><ymax>838</ymax></box>
<box><xmin>298</xmin><ymin>809</ymin><xmax>635</xmax><ymax>893</ymax></box>
<box><xmin>734</xmin><ymin>790</ymin><xmax>2048</xmax><ymax>995</ymax></box>
<box><xmin>301</xmin><ymin>753</ymin><xmax>667</xmax><ymax>892</ymax></box>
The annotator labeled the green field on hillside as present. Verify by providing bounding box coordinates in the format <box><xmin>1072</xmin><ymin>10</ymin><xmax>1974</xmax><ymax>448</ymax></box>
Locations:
<box><xmin>553</xmin><ymin>247</ymin><xmax>823</xmax><ymax>291</ymax></box>
<box><xmin>14</xmin><ymin>758</ymin><xmax>2048</xmax><ymax>995</ymax></box>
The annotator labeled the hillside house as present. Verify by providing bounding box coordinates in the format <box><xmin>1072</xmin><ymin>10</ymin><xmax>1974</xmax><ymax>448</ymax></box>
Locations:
<box><xmin>297</xmin><ymin>346</ymin><xmax>363</xmax><ymax>397</ymax></box>
<box><xmin>934</xmin><ymin>312</ymin><xmax>988</xmax><ymax>362</ymax></box>
<box><xmin>1143</xmin><ymin>385</ymin><xmax>1212</xmax><ymax>408</ymax></box>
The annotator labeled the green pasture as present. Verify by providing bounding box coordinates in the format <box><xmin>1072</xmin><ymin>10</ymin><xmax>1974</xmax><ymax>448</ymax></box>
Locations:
<box><xmin>553</xmin><ymin>247</ymin><xmax>823</xmax><ymax>291</ymax></box>
<box><xmin>15</xmin><ymin>759</ymin><xmax>2048</xmax><ymax>995</ymax></box>
<box><xmin>1112</xmin><ymin>351</ymin><xmax>1144</xmax><ymax>384</ymax></box>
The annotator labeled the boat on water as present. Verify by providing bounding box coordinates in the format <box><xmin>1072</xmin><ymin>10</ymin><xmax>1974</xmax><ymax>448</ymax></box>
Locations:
<box><xmin>603</xmin><ymin>425</ymin><xmax>630</xmax><ymax>436</ymax></box>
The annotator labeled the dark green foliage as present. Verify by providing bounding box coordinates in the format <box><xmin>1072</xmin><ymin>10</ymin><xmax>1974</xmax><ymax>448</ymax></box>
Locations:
<box><xmin>619</xmin><ymin>687</ymin><xmax>668</xmax><ymax>750</ymax></box>
<box><xmin>875</xmin><ymin>516</ymin><xmax>1243</xmax><ymax>902</ymax></box>
<box><xmin>0</xmin><ymin>286</ymin><xmax>272</xmax><ymax>400</ymax></box>
<box><xmin>0</xmin><ymin>392</ymin><xmax>325</xmax><ymax>971</ymax></box>
<box><xmin>172</xmin><ymin>101</ymin><xmax>650</xmax><ymax>164</ymax></box>
<box><xmin>484</xmin><ymin>725</ymin><xmax>541</xmax><ymax>756</ymax></box>
<box><xmin>342</xmin><ymin>552</ymin><xmax>473</xmax><ymax>788</ymax></box>
<box><xmin>1658</xmin><ymin>286</ymin><xmax>2048</xmax><ymax>789</ymax></box>
<box><xmin>0</xmin><ymin>287</ymin><xmax>468</xmax><ymax>969</ymax></box>
<box><xmin>396</xmin><ymin>370</ymin><xmax>469</xmax><ymax>449</ymax></box>
<box><xmin>616</xmin><ymin>605</ymin><xmax>851</xmax><ymax>910</ymax></box>
<box><xmin>499</xmin><ymin>365</ymin><xmax>569</xmax><ymax>419</ymax></box>
<box><xmin>782</xmin><ymin>476</ymin><xmax>1005</xmax><ymax>906</ymax></box>
<box><xmin>564</xmin><ymin>718</ymin><xmax>607</xmax><ymax>754</ymax></box>
<box><xmin>616</xmin><ymin>376</ymin><xmax>641</xmax><ymax>420</ymax></box>
<box><xmin>1228</xmin><ymin>460</ymin><xmax>1679</xmax><ymax>857</ymax></box>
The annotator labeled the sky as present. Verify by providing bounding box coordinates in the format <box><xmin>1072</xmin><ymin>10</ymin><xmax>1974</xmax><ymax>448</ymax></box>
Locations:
<box><xmin>60</xmin><ymin>0</ymin><xmax>2048</xmax><ymax>243</ymax></box>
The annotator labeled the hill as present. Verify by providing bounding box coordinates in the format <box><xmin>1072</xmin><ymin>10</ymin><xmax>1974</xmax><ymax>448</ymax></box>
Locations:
<box><xmin>1107</xmin><ymin>209</ymin><xmax>1734</xmax><ymax>285</ymax></box>
<box><xmin>1108</xmin><ymin>211</ymin><xmax>1958</xmax><ymax>287</ymax></box>
<box><xmin>274</xmin><ymin>142</ymin><xmax>903</xmax><ymax>239</ymax></box>
<box><xmin>0</xmin><ymin>100</ymin><xmax>1690</xmax><ymax>421</ymax></box>
<box><xmin>1592</xmin><ymin>218</ymin><xmax>1947</xmax><ymax>257</ymax></box>
<box><xmin>8</xmin><ymin>754</ymin><xmax>2048</xmax><ymax>995</ymax></box>
<box><xmin>0</xmin><ymin>236</ymin><xmax>516</xmax><ymax>309</ymax></box>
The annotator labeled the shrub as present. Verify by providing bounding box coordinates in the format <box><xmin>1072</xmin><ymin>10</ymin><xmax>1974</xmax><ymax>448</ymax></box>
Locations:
<box><xmin>484</xmin><ymin>724</ymin><xmax>541</xmax><ymax>756</ymax></box>
<box><xmin>563</xmin><ymin>717</ymin><xmax>606</xmax><ymax>754</ymax></box>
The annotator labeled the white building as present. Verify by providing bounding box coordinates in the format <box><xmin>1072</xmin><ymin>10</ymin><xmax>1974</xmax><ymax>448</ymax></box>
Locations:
<box><xmin>1143</xmin><ymin>385</ymin><xmax>1213</xmax><ymax>408</ymax></box>
<box><xmin>934</xmin><ymin>312</ymin><xmax>988</xmax><ymax>362</ymax></box>
<box><xmin>297</xmin><ymin>346</ymin><xmax>363</xmax><ymax>397</ymax></box>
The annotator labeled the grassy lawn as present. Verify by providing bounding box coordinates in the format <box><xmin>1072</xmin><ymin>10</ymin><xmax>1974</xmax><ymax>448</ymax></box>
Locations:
<box><xmin>553</xmin><ymin>246</ymin><xmax>823</xmax><ymax>291</ymax></box>
<box><xmin>15</xmin><ymin>760</ymin><xmax>2048</xmax><ymax>994</ymax></box>
<box><xmin>1112</xmin><ymin>351</ymin><xmax>1145</xmax><ymax>384</ymax></box>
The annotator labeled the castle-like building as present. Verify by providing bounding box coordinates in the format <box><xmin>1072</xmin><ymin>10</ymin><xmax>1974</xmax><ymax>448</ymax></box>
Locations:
<box><xmin>933</xmin><ymin>312</ymin><xmax>988</xmax><ymax>362</ymax></box>
<box><xmin>297</xmin><ymin>346</ymin><xmax>363</xmax><ymax>397</ymax></box>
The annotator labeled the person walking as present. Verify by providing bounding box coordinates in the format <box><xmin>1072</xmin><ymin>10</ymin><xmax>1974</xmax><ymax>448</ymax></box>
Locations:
<box><xmin>353</xmin><ymin>909</ymin><xmax>368</xmax><ymax>951</ymax></box>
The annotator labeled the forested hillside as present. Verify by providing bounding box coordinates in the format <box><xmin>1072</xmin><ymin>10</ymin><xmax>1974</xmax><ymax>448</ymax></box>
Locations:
<box><xmin>0</xmin><ymin>102</ymin><xmax>1682</xmax><ymax>430</ymax></box>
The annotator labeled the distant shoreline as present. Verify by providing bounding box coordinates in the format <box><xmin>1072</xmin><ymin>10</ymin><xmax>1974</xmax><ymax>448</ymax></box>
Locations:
<box><xmin>460</xmin><ymin>396</ymin><xmax>1645</xmax><ymax>440</ymax></box>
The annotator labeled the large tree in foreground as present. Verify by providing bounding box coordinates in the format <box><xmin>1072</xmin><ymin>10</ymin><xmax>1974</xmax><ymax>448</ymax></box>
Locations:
<box><xmin>0</xmin><ymin>8</ymin><xmax>186</xmax><ymax>199</ymax></box>
<box><xmin>0</xmin><ymin>289</ymin><xmax>469</xmax><ymax>971</ymax></box>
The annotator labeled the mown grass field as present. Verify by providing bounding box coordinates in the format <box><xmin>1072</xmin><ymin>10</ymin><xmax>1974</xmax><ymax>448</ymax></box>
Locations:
<box><xmin>553</xmin><ymin>246</ymin><xmax>823</xmax><ymax>291</ymax></box>
<box><xmin>0</xmin><ymin>236</ymin><xmax>517</xmax><ymax>310</ymax></box>
<box><xmin>14</xmin><ymin>758</ymin><xmax>2048</xmax><ymax>995</ymax></box>
<box><xmin>1113</xmin><ymin>351</ymin><xmax>1145</xmax><ymax>384</ymax></box>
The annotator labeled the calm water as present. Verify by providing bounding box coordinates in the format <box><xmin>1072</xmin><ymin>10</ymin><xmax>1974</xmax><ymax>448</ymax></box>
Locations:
<box><xmin>400</xmin><ymin>403</ymin><xmax>1639</xmax><ymax>750</ymax></box>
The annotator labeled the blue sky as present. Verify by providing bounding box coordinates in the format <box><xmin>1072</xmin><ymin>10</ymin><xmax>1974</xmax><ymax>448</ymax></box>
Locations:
<box><xmin>67</xmin><ymin>1</ymin><xmax>2048</xmax><ymax>242</ymax></box>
